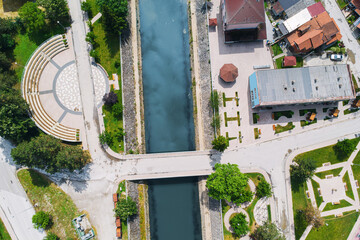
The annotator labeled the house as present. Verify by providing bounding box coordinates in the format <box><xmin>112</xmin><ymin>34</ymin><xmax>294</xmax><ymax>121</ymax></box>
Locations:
<box><xmin>350</xmin><ymin>0</ymin><xmax>360</xmax><ymax>15</ymax></box>
<box><xmin>286</xmin><ymin>11</ymin><xmax>342</xmax><ymax>53</ymax></box>
<box><xmin>249</xmin><ymin>64</ymin><xmax>355</xmax><ymax>108</ymax></box>
<box><xmin>221</xmin><ymin>0</ymin><xmax>266</xmax><ymax>42</ymax></box>
<box><xmin>283</xmin><ymin>56</ymin><xmax>297</xmax><ymax>67</ymax></box>
<box><xmin>278</xmin><ymin>0</ymin><xmax>316</xmax><ymax>18</ymax></box>
<box><xmin>271</xmin><ymin>1</ymin><xmax>285</xmax><ymax>19</ymax></box>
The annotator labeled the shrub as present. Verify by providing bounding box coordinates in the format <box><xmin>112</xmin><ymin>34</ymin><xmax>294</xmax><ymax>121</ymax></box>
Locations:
<box><xmin>256</xmin><ymin>178</ymin><xmax>272</xmax><ymax>198</ymax></box>
<box><xmin>103</xmin><ymin>91</ymin><xmax>118</xmax><ymax>105</ymax></box>
<box><xmin>112</xmin><ymin>103</ymin><xmax>123</xmax><ymax>119</ymax></box>
<box><xmin>290</xmin><ymin>158</ymin><xmax>316</xmax><ymax>184</ymax></box>
<box><xmin>230</xmin><ymin>213</ymin><xmax>249</xmax><ymax>237</ymax></box>
<box><xmin>212</xmin><ymin>135</ymin><xmax>229</xmax><ymax>152</ymax></box>
<box><xmin>44</xmin><ymin>232</ymin><xmax>60</xmax><ymax>240</ymax></box>
<box><xmin>115</xmin><ymin>196</ymin><xmax>138</xmax><ymax>221</ymax></box>
<box><xmin>32</xmin><ymin>211</ymin><xmax>51</xmax><ymax>230</ymax></box>
<box><xmin>81</xmin><ymin>1</ymin><xmax>92</xmax><ymax>18</ymax></box>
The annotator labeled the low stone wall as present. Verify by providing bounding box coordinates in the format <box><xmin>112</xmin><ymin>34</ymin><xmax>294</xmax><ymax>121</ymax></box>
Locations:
<box><xmin>195</xmin><ymin>0</ymin><xmax>214</xmax><ymax>149</ymax></box>
<box><xmin>121</xmin><ymin>0</ymin><xmax>138</xmax><ymax>153</ymax></box>
<box><xmin>127</xmin><ymin>181</ymin><xmax>141</xmax><ymax>240</ymax></box>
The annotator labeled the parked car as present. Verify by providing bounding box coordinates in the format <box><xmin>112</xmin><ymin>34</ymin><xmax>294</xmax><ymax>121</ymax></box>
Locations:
<box><xmin>330</xmin><ymin>54</ymin><xmax>343</xmax><ymax>61</ymax></box>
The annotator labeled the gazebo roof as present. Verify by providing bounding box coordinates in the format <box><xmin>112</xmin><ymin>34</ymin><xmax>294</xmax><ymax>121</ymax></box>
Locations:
<box><xmin>220</xmin><ymin>64</ymin><xmax>238</xmax><ymax>82</ymax></box>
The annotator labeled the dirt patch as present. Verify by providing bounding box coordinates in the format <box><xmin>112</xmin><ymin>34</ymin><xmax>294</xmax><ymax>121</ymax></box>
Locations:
<box><xmin>348</xmin><ymin>49</ymin><xmax>356</xmax><ymax>64</ymax></box>
<box><xmin>3</xmin><ymin>0</ymin><xmax>29</xmax><ymax>12</ymax></box>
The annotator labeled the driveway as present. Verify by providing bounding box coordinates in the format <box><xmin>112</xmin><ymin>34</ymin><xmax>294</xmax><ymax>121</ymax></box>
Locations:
<box><xmin>323</xmin><ymin>0</ymin><xmax>360</xmax><ymax>82</ymax></box>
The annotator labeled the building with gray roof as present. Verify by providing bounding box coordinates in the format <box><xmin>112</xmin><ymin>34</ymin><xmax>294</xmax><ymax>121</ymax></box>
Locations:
<box><xmin>249</xmin><ymin>64</ymin><xmax>355</xmax><ymax>108</ymax></box>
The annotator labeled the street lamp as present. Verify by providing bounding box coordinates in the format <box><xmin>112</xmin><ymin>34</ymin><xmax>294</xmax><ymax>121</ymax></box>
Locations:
<box><xmin>57</xmin><ymin>21</ymin><xmax>65</xmax><ymax>31</ymax></box>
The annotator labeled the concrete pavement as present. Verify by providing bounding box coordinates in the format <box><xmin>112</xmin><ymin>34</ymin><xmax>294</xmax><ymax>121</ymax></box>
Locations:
<box><xmin>0</xmin><ymin>138</ymin><xmax>45</xmax><ymax>240</ymax></box>
<box><xmin>324</xmin><ymin>0</ymin><xmax>360</xmax><ymax>81</ymax></box>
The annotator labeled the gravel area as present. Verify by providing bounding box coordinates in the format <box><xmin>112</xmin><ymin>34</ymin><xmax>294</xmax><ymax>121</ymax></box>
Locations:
<box><xmin>195</xmin><ymin>0</ymin><xmax>214</xmax><ymax>149</ymax></box>
<box><xmin>121</xmin><ymin>0</ymin><xmax>138</xmax><ymax>153</ymax></box>
<box><xmin>209</xmin><ymin>197</ymin><xmax>223</xmax><ymax>240</ymax></box>
<box><xmin>127</xmin><ymin>181</ymin><xmax>141</xmax><ymax>240</ymax></box>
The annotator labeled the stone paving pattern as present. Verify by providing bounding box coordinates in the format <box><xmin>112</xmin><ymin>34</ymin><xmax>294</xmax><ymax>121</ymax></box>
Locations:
<box><xmin>55</xmin><ymin>63</ymin><xmax>107</xmax><ymax>112</ymax></box>
<box><xmin>195</xmin><ymin>0</ymin><xmax>214</xmax><ymax>150</ymax></box>
<box><xmin>121</xmin><ymin>0</ymin><xmax>138</xmax><ymax>153</ymax></box>
<box><xmin>208</xmin><ymin>197</ymin><xmax>222</xmax><ymax>240</ymax></box>
<box><xmin>127</xmin><ymin>181</ymin><xmax>141</xmax><ymax>240</ymax></box>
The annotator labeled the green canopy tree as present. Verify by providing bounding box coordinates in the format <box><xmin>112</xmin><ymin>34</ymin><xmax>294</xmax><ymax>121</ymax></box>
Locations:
<box><xmin>0</xmin><ymin>91</ymin><xmax>38</xmax><ymax>144</ymax></box>
<box><xmin>11</xmin><ymin>135</ymin><xmax>90</xmax><ymax>173</ymax></box>
<box><xmin>206</xmin><ymin>163</ymin><xmax>253</xmax><ymax>204</ymax></box>
<box><xmin>256</xmin><ymin>178</ymin><xmax>272</xmax><ymax>198</ymax></box>
<box><xmin>115</xmin><ymin>196</ymin><xmax>138</xmax><ymax>221</ymax></box>
<box><xmin>96</xmin><ymin>0</ymin><xmax>128</xmax><ymax>33</ymax></box>
<box><xmin>37</xmin><ymin>0</ymin><xmax>70</xmax><ymax>25</ymax></box>
<box><xmin>251</xmin><ymin>221</ymin><xmax>285</xmax><ymax>240</ymax></box>
<box><xmin>0</xmin><ymin>18</ymin><xmax>17</xmax><ymax>52</ymax></box>
<box><xmin>32</xmin><ymin>211</ymin><xmax>52</xmax><ymax>230</ymax></box>
<box><xmin>334</xmin><ymin>139</ymin><xmax>356</xmax><ymax>157</ymax></box>
<box><xmin>212</xmin><ymin>135</ymin><xmax>229</xmax><ymax>152</ymax></box>
<box><xmin>290</xmin><ymin>158</ymin><xmax>316</xmax><ymax>184</ymax></box>
<box><xmin>18</xmin><ymin>2</ymin><xmax>45</xmax><ymax>33</ymax></box>
<box><xmin>230</xmin><ymin>213</ymin><xmax>249</xmax><ymax>237</ymax></box>
<box><xmin>44</xmin><ymin>233</ymin><xmax>60</xmax><ymax>240</ymax></box>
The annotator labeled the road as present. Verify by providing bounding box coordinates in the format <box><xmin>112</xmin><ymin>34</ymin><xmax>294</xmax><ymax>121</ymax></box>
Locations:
<box><xmin>324</xmin><ymin>0</ymin><xmax>360</xmax><ymax>80</ymax></box>
<box><xmin>0</xmin><ymin>138</ymin><xmax>45</xmax><ymax>240</ymax></box>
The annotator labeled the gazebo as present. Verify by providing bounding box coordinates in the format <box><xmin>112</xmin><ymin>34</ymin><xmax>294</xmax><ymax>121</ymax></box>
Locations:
<box><xmin>220</xmin><ymin>64</ymin><xmax>238</xmax><ymax>82</ymax></box>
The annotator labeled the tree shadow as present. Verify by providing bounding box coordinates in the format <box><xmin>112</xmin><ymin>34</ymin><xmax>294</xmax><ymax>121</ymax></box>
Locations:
<box><xmin>3</xmin><ymin>0</ymin><xmax>29</xmax><ymax>12</ymax></box>
<box><xmin>29</xmin><ymin>169</ymin><xmax>51</xmax><ymax>188</ymax></box>
<box><xmin>209</xmin><ymin>149</ymin><xmax>222</xmax><ymax>168</ymax></box>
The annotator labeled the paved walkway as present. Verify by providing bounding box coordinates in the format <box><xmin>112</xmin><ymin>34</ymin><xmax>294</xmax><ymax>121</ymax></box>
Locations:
<box><xmin>90</xmin><ymin>12</ymin><xmax>102</xmax><ymax>24</ymax></box>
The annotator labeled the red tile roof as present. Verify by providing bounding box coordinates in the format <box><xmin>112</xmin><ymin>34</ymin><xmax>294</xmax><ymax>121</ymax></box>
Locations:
<box><xmin>287</xmin><ymin>11</ymin><xmax>342</xmax><ymax>53</ymax></box>
<box><xmin>209</xmin><ymin>18</ymin><xmax>217</xmax><ymax>27</ymax></box>
<box><xmin>352</xmin><ymin>0</ymin><xmax>360</xmax><ymax>10</ymax></box>
<box><xmin>272</xmin><ymin>1</ymin><xmax>284</xmax><ymax>15</ymax></box>
<box><xmin>223</xmin><ymin>0</ymin><xmax>266</xmax><ymax>40</ymax></box>
<box><xmin>283</xmin><ymin>56</ymin><xmax>297</xmax><ymax>67</ymax></box>
<box><xmin>307</xmin><ymin>2</ymin><xmax>326</xmax><ymax>17</ymax></box>
<box><xmin>220</xmin><ymin>64</ymin><xmax>238</xmax><ymax>82</ymax></box>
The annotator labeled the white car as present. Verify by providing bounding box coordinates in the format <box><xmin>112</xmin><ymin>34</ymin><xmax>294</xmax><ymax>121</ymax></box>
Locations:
<box><xmin>330</xmin><ymin>54</ymin><xmax>343</xmax><ymax>61</ymax></box>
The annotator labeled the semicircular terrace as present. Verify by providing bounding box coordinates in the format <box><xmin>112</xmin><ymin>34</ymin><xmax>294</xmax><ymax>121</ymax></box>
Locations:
<box><xmin>21</xmin><ymin>33</ymin><xmax>109</xmax><ymax>142</ymax></box>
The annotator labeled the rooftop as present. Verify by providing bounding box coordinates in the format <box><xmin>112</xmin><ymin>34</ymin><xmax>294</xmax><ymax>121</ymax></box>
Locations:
<box><xmin>250</xmin><ymin>64</ymin><xmax>355</xmax><ymax>107</ymax></box>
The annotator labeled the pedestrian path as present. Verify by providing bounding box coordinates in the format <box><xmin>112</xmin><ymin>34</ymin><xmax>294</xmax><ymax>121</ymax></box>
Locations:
<box><xmin>91</xmin><ymin>12</ymin><xmax>102</xmax><ymax>24</ymax></box>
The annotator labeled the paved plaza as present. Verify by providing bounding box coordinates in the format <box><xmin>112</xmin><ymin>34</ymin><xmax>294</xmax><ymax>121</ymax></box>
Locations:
<box><xmin>38</xmin><ymin>32</ymin><xmax>109</xmax><ymax>131</ymax></box>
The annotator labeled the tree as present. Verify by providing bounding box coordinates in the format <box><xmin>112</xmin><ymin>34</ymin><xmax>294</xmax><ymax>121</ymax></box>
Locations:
<box><xmin>18</xmin><ymin>2</ymin><xmax>45</xmax><ymax>33</ymax></box>
<box><xmin>251</xmin><ymin>221</ymin><xmax>285</xmax><ymax>240</ymax></box>
<box><xmin>37</xmin><ymin>0</ymin><xmax>70</xmax><ymax>25</ymax></box>
<box><xmin>0</xmin><ymin>91</ymin><xmax>38</xmax><ymax>144</ymax></box>
<box><xmin>230</xmin><ymin>213</ymin><xmax>249</xmax><ymax>237</ymax></box>
<box><xmin>334</xmin><ymin>139</ymin><xmax>356</xmax><ymax>157</ymax></box>
<box><xmin>256</xmin><ymin>178</ymin><xmax>272</xmax><ymax>198</ymax></box>
<box><xmin>303</xmin><ymin>205</ymin><xmax>324</xmax><ymax>229</ymax></box>
<box><xmin>290</xmin><ymin>158</ymin><xmax>316</xmax><ymax>184</ymax></box>
<box><xmin>0</xmin><ymin>18</ymin><xmax>17</xmax><ymax>52</ymax></box>
<box><xmin>115</xmin><ymin>196</ymin><xmax>138</xmax><ymax>222</ymax></box>
<box><xmin>103</xmin><ymin>91</ymin><xmax>118</xmax><ymax>105</ymax></box>
<box><xmin>96</xmin><ymin>0</ymin><xmax>128</xmax><ymax>33</ymax></box>
<box><xmin>206</xmin><ymin>163</ymin><xmax>253</xmax><ymax>204</ymax></box>
<box><xmin>99</xmin><ymin>131</ymin><xmax>113</xmax><ymax>146</ymax></box>
<box><xmin>0</xmin><ymin>52</ymin><xmax>12</xmax><ymax>73</ymax></box>
<box><xmin>212</xmin><ymin>135</ymin><xmax>229</xmax><ymax>152</ymax></box>
<box><xmin>44</xmin><ymin>232</ymin><xmax>59</xmax><ymax>240</ymax></box>
<box><xmin>0</xmin><ymin>72</ymin><xmax>18</xmax><ymax>91</ymax></box>
<box><xmin>11</xmin><ymin>135</ymin><xmax>89</xmax><ymax>173</ymax></box>
<box><xmin>112</xmin><ymin>103</ymin><xmax>123</xmax><ymax>119</ymax></box>
<box><xmin>81</xmin><ymin>1</ymin><xmax>92</xmax><ymax>18</ymax></box>
<box><xmin>32</xmin><ymin>211</ymin><xmax>51</xmax><ymax>230</ymax></box>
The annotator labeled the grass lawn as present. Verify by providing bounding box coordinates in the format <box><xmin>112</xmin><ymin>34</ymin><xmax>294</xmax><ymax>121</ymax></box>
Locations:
<box><xmin>273</xmin><ymin>111</ymin><xmax>294</xmax><ymax>120</ymax></box>
<box><xmin>254</xmin><ymin>128</ymin><xmax>260</xmax><ymax>139</ymax></box>
<box><xmin>344</xmin><ymin>108</ymin><xmax>360</xmax><ymax>115</ymax></box>
<box><xmin>311</xmin><ymin>180</ymin><xmax>323</xmax><ymax>207</ymax></box>
<box><xmin>253</xmin><ymin>113</ymin><xmax>259</xmax><ymax>124</ymax></box>
<box><xmin>336</xmin><ymin>0</ymin><xmax>348</xmax><ymax>9</ymax></box>
<box><xmin>323</xmin><ymin>200</ymin><xmax>351</xmax><ymax>211</ymax></box>
<box><xmin>275</xmin><ymin>122</ymin><xmax>295</xmax><ymax>134</ymax></box>
<box><xmin>294</xmin><ymin>138</ymin><xmax>360</xmax><ymax>168</ymax></box>
<box><xmin>222</xmin><ymin>202</ymin><xmax>237</xmax><ymax>240</ymax></box>
<box><xmin>17</xmin><ymin>169</ymin><xmax>81</xmax><ymax>239</ymax></box>
<box><xmin>246</xmin><ymin>197</ymin><xmax>259</xmax><ymax>231</ymax></box>
<box><xmin>0</xmin><ymin>218</ymin><xmax>11</xmax><ymax>240</ymax></box>
<box><xmin>315</xmin><ymin>168</ymin><xmax>342</xmax><ymax>179</ymax></box>
<box><xmin>102</xmin><ymin>90</ymin><xmax>124</xmax><ymax>153</ymax></box>
<box><xmin>352</xmin><ymin>151</ymin><xmax>360</xmax><ymax>197</ymax></box>
<box><xmin>343</xmin><ymin>172</ymin><xmax>355</xmax><ymax>200</ymax></box>
<box><xmin>352</xmin><ymin>74</ymin><xmax>360</xmax><ymax>92</ymax></box>
<box><xmin>275</xmin><ymin>57</ymin><xmax>283</xmax><ymax>69</ymax></box>
<box><xmin>13</xmin><ymin>34</ymin><xmax>38</xmax><ymax>81</ymax></box>
<box><xmin>291</xmin><ymin>179</ymin><xmax>310</xmax><ymax>240</ymax></box>
<box><xmin>271</xmin><ymin>44</ymin><xmax>283</xmax><ymax>56</ymax></box>
<box><xmin>306</xmin><ymin>211</ymin><xmax>359</xmax><ymax>240</ymax></box>
<box><xmin>300</xmin><ymin>119</ymin><xmax>317</xmax><ymax>127</ymax></box>
<box><xmin>138</xmin><ymin>184</ymin><xmax>147</xmax><ymax>240</ymax></box>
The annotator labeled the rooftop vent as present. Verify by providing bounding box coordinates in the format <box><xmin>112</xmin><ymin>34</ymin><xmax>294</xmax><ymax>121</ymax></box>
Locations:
<box><xmin>284</xmin><ymin>85</ymin><xmax>287</xmax><ymax>91</ymax></box>
<box><xmin>293</xmin><ymin>88</ymin><xmax>296</xmax><ymax>92</ymax></box>
<box><xmin>316</xmin><ymin>86</ymin><xmax>318</xmax><ymax>91</ymax></box>
<box><xmin>314</xmin><ymin>79</ymin><xmax>317</xmax><ymax>83</ymax></box>
<box><xmin>337</xmin><ymin>77</ymin><xmax>341</xmax><ymax>82</ymax></box>
<box><xmin>292</xmin><ymin>80</ymin><xmax>295</xmax><ymax>85</ymax></box>
<box><xmin>339</xmin><ymin>84</ymin><xmax>342</xmax><ymax>89</ymax></box>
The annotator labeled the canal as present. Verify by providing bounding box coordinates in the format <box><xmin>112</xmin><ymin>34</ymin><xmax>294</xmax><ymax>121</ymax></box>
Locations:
<box><xmin>139</xmin><ymin>0</ymin><xmax>202</xmax><ymax>239</ymax></box>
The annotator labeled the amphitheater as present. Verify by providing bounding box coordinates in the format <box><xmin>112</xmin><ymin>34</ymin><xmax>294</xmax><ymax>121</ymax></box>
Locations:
<box><xmin>21</xmin><ymin>32</ymin><xmax>109</xmax><ymax>142</ymax></box>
